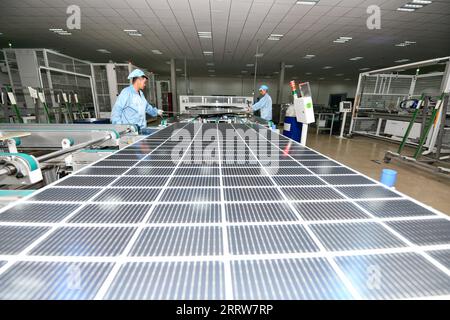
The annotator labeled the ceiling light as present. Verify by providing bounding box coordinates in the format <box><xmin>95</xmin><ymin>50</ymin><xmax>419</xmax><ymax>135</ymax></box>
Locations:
<box><xmin>334</xmin><ymin>36</ymin><xmax>352</xmax><ymax>44</ymax></box>
<box><xmin>349</xmin><ymin>57</ymin><xmax>364</xmax><ymax>61</ymax></box>
<box><xmin>203</xmin><ymin>51</ymin><xmax>213</xmax><ymax>56</ymax></box>
<box><xmin>323</xmin><ymin>66</ymin><xmax>333</xmax><ymax>69</ymax></box>
<box><xmin>206</xmin><ymin>62</ymin><xmax>215</xmax><ymax>66</ymax></box>
<box><xmin>255</xmin><ymin>53</ymin><xmax>264</xmax><ymax>58</ymax></box>
<box><xmin>124</xmin><ymin>29</ymin><xmax>142</xmax><ymax>36</ymax></box>
<box><xmin>303</xmin><ymin>54</ymin><xmax>316</xmax><ymax>59</ymax></box>
<box><xmin>412</xmin><ymin>0</ymin><xmax>432</xmax><ymax>3</ymax></box>
<box><xmin>344</xmin><ymin>78</ymin><xmax>352</xmax><ymax>81</ymax></box>
<box><xmin>285</xmin><ymin>64</ymin><xmax>294</xmax><ymax>68</ymax></box>
<box><xmin>241</xmin><ymin>70</ymin><xmax>248</xmax><ymax>73</ymax></box>
<box><xmin>296</xmin><ymin>1</ymin><xmax>318</xmax><ymax>5</ymax></box>
<box><xmin>208</xmin><ymin>69</ymin><xmax>215</xmax><ymax>72</ymax></box>
<box><xmin>395</xmin><ymin>40</ymin><xmax>416</xmax><ymax>47</ymax></box>
<box><xmin>198</xmin><ymin>31</ymin><xmax>212</xmax><ymax>39</ymax></box>
<box><xmin>395</xmin><ymin>59</ymin><xmax>410</xmax><ymax>63</ymax></box>
<box><xmin>49</xmin><ymin>28</ymin><xmax>63</xmax><ymax>31</ymax></box>
<box><xmin>397</xmin><ymin>8</ymin><xmax>415</xmax><ymax>12</ymax></box>
<box><xmin>336</xmin><ymin>73</ymin><xmax>344</xmax><ymax>76</ymax></box>
<box><xmin>319</xmin><ymin>77</ymin><xmax>325</xmax><ymax>80</ymax></box>
<box><xmin>176</xmin><ymin>68</ymin><xmax>182</xmax><ymax>72</ymax></box>
<box><xmin>268</xmin><ymin>34</ymin><xmax>283</xmax><ymax>41</ymax></box>
<box><xmin>305</xmin><ymin>72</ymin><xmax>312</xmax><ymax>75</ymax></box>
<box><xmin>209</xmin><ymin>74</ymin><xmax>216</xmax><ymax>77</ymax></box>
<box><xmin>404</xmin><ymin>4</ymin><xmax>423</xmax><ymax>8</ymax></box>
<box><xmin>246</xmin><ymin>63</ymin><xmax>254</xmax><ymax>67</ymax></box>
<box><xmin>97</xmin><ymin>49</ymin><xmax>111</xmax><ymax>54</ymax></box>
<box><xmin>152</xmin><ymin>50</ymin><xmax>162</xmax><ymax>55</ymax></box>
<box><xmin>360</xmin><ymin>68</ymin><xmax>371</xmax><ymax>71</ymax></box>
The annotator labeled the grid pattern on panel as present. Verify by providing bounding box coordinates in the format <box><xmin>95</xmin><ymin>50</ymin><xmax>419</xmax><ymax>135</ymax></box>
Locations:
<box><xmin>0</xmin><ymin>122</ymin><xmax>449</xmax><ymax>300</ymax></box>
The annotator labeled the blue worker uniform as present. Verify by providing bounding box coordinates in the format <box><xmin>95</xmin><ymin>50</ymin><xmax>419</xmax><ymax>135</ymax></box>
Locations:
<box><xmin>252</xmin><ymin>93</ymin><xmax>272</xmax><ymax>121</ymax></box>
<box><xmin>111</xmin><ymin>85</ymin><xmax>158</xmax><ymax>129</ymax></box>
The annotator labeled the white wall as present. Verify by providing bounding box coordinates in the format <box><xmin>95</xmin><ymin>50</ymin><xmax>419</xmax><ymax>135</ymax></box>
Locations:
<box><xmin>173</xmin><ymin>76</ymin><xmax>357</xmax><ymax>106</ymax></box>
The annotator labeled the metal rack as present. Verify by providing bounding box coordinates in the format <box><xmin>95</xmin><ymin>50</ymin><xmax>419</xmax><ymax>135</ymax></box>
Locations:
<box><xmin>2</xmin><ymin>49</ymin><xmax>98</xmax><ymax>122</ymax></box>
<box><xmin>349</xmin><ymin>57</ymin><xmax>450</xmax><ymax>156</ymax></box>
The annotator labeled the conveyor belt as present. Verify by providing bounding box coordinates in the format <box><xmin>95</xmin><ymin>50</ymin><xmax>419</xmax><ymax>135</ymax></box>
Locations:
<box><xmin>0</xmin><ymin>122</ymin><xmax>449</xmax><ymax>300</ymax></box>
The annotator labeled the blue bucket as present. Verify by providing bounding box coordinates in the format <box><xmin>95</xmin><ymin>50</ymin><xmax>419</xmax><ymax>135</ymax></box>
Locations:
<box><xmin>380</xmin><ymin>169</ymin><xmax>397</xmax><ymax>187</ymax></box>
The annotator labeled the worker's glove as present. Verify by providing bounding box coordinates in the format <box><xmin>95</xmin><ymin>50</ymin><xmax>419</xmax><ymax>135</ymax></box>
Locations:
<box><xmin>157</xmin><ymin>109</ymin><xmax>164</xmax><ymax>116</ymax></box>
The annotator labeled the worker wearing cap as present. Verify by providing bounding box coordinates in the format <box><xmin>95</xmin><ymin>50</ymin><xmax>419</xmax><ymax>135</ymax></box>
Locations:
<box><xmin>248</xmin><ymin>85</ymin><xmax>272</xmax><ymax>121</ymax></box>
<box><xmin>111</xmin><ymin>69</ymin><xmax>163</xmax><ymax>130</ymax></box>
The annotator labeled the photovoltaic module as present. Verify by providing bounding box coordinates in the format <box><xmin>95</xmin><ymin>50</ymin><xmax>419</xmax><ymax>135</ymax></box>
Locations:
<box><xmin>0</xmin><ymin>122</ymin><xmax>449</xmax><ymax>300</ymax></box>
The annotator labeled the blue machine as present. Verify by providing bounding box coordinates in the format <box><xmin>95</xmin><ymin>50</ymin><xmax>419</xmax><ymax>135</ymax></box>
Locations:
<box><xmin>283</xmin><ymin>106</ymin><xmax>302</xmax><ymax>142</ymax></box>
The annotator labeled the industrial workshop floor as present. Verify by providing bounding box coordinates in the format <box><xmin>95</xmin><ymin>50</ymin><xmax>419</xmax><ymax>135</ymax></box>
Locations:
<box><xmin>306</xmin><ymin>131</ymin><xmax>450</xmax><ymax>215</ymax></box>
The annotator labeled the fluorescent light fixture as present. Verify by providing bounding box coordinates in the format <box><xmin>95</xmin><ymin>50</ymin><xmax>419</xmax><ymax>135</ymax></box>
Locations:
<box><xmin>305</xmin><ymin>72</ymin><xmax>312</xmax><ymax>75</ymax></box>
<box><xmin>241</xmin><ymin>70</ymin><xmax>248</xmax><ymax>73</ymax></box>
<box><xmin>176</xmin><ymin>68</ymin><xmax>182</xmax><ymax>72</ymax></box>
<box><xmin>296</xmin><ymin>1</ymin><xmax>318</xmax><ymax>5</ymax></box>
<box><xmin>206</xmin><ymin>62</ymin><xmax>215</xmax><ymax>66</ymax></box>
<box><xmin>336</xmin><ymin>73</ymin><xmax>344</xmax><ymax>76</ymax></box>
<box><xmin>303</xmin><ymin>54</ymin><xmax>316</xmax><ymax>59</ymax></box>
<box><xmin>360</xmin><ymin>68</ymin><xmax>371</xmax><ymax>71</ymax></box>
<box><xmin>334</xmin><ymin>36</ymin><xmax>352</xmax><ymax>44</ymax></box>
<box><xmin>268</xmin><ymin>34</ymin><xmax>283</xmax><ymax>41</ymax></box>
<box><xmin>344</xmin><ymin>78</ymin><xmax>352</xmax><ymax>81</ymax></box>
<box><xmin>318</xmin><ymin>77</ymin><xmax>325</xmax><ymax>80</ymax></box>
<box><xmin>397</xmin><ymin>8</ymin><xmax>415</xmax><ymax>11</ymax></box>
<box><xmin>349</xmin><ymin>57</ymin><xmax>364</xmax><ymax>61</ymax></box>
<box><xmin>152</xmin><ymin>50</ymin><xmax>162</xmax><ymax>55</ymax></box>
<box><xmin>285</xmin><ymin>64</ymin><xmax>294</xmax><ymax>68</ymax></box>
<box><xmin>198</xmin><ymin>31</ymin><xmax>212</xmax><ymax>39</ymax></box>
<box><xmin>395</xmin><ymin>59</ymin><xmax>410</xmax><ymax>63</ymax></box>
<box><xmin>412</xmin><ymin>0</ymin><xmax>432</xmax><ymax>3</ymax></box>
<box><xmin>255</xmin><ymin>53</ymin><xmax>264</xmax><ymax>58</ymax></box>
<box><xmin>396</xmin><ymin>40</ymin><xmax>416</xmax><ymax>47</ymax></box>
<box><xmin>208</xmin><ymin>69</ymin><xmax>215</xmax><ymax>72</ymax></box>
<box><xmin>203</xmin><ymin>51</ymin><xmax>214</xmax><ymax>56</ymax></box>
<box><xmin>49</xmin><ymin>28</ymin><xmax>63</xmax><ymax>31</ymax></box>
<box><xmin>209</xmin><ymin>74</ymin><xmax>216</xmax><ymax>77</ymax></box>
<box><xmin>124</xmin><ymin>29</ymin><xmax>142</xmax><ymax>36</ymax></box>
<box><xmin>246</xmin><ymin>63</ymin><xmax>254</xmax><ymax>67</ymax></box>
<box><xmin>323</xmin><ymin>66</ymin><xmax>333</xmax><ymax>69</ymax></box>
<box><xmin>97</xmin><ymin>49</ymin><xmax>111</xmax><ymax>54</ymax></box>
<box><xmin>404</xmin><ymin>4</ymin><xmax>423</xmax><ymax>8</ymax></box>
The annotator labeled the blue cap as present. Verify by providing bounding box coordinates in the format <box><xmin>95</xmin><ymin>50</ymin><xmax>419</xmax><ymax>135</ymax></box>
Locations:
<box><xmin>128</xmin><ymin>69</ymin><xmax>148</xmax><ymax>80</ymax></box>
<box><xmin>259</xmin><ymin>85</ymin><xmax>269</xmax><ymax>91</ymax></box>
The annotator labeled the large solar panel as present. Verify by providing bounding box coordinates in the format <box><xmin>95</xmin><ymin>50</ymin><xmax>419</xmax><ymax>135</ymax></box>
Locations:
<box><xmin>0</xmin><ymin>122</ymin><xmax>449</xmax><ymax>300</ymax></box>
